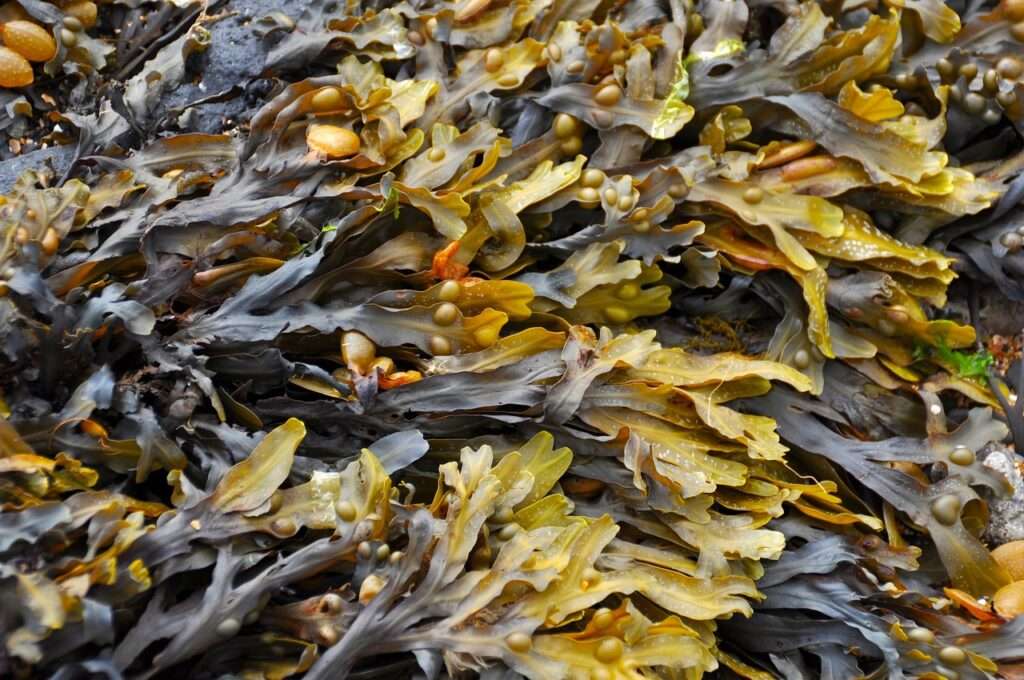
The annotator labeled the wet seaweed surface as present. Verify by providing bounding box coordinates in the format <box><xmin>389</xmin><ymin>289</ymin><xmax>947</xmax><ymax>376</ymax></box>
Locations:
<box><xmin>4</xmin><ymin>0</ymin><xmax>1024</xmax><ymax>678</ymax></box>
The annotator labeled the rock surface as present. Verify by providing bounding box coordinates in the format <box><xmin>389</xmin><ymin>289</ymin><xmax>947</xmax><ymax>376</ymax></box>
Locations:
<box><xmin>154</xmin><ymin>0</ymin><xmax>305</xmax><ymax>135</ymax></box>
<box><xmin>985</xmin><ymin>449</ymin><xmax>1024</xmax><ymax>545</ymax></box>
<box><xmin>0</xmin><ymin>144</ymin><xmax>75</xmax><ymax>194</ymax></box>
<box><xmin>1</xmin><ymin>0</ymin><xmax>308</xmax><ymax>193</ymax></box>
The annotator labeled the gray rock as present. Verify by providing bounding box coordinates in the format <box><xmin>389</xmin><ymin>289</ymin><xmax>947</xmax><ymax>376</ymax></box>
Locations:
<box><xmin>0</xmin><ymin>144</ymin><xmax>76</xmax><ymax>194</ymax></box>
<box><xmin>1</xmin><ymin>0</ymin><xmax>309</xmax><ymax>192</ymax></box>
<box><xmin>156</xmin><ymin>0</ymin><xmax>309</xmax><ymax>133</ymax></box>
<box><xmin>984</xmin><ymin>449</ymin><xmax>1024</xmax><ymax>545</ymax></box>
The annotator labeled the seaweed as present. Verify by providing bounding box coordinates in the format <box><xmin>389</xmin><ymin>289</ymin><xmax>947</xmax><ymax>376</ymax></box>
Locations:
<box><xmin>2</xmin><ymin>0</ymin><xmax>1024</xmax><ymax>678</ymax></box>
